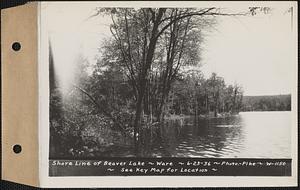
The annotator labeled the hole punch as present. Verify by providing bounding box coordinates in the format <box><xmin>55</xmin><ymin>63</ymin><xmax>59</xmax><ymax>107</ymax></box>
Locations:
<box><xmin>12</xmin><ymin>42</ymin><xmax>21</xmax><ymax>51</ymax></box>
<box><xmin>13</xmin><ymin>144</ymin><xmax>22</xmax><ymax>154</ymax></box>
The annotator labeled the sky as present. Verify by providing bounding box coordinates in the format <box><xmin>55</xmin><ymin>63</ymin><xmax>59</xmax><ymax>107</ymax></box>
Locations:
<box><xmin>201</xmin><ymin>7</ymin><xmax>296</xmax><ymax>95</ymax></box>
<box><xmin>43</xmin><ymin>2</ymin><xmax>297</xmax><ymax>96</ymax></box>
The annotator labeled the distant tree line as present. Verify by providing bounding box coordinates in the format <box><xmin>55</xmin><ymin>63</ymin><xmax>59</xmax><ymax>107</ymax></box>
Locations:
<box><xmin>241</xmin><ymin>94</ymin><xmax>291</xmax><ymax>111</ymax></box>
<box><xmin>168</xmin><ymin>71</ymin><xmax>243</xmax><ymax>117</ymax></box>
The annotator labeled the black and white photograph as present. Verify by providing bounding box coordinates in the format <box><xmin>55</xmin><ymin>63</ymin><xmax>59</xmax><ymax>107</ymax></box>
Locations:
<box><xmin>43</xmin><ymin>1</ymin><xmax>297</xmax><ymax>178</ymax></box>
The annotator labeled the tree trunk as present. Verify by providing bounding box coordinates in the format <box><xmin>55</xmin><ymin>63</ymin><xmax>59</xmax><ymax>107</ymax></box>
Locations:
<box><xmin>133</xmin><ymin>92</ymin><xmax>143</xmax><ymax>155</ymax></box>
<box><xmin>132</xmin><ymin>8</ymin><xmax>166</xmax><ymax>156</ymax></box>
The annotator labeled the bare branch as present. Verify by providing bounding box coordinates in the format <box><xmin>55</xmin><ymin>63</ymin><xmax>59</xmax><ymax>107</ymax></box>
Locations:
<box><xmin>72</xmin><ymin>84</ymin><xmax>126</xmax><ymax>134</ymax></box>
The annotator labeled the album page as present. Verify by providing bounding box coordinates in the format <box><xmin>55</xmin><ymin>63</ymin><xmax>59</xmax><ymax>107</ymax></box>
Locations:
<box><xmin>37</xmin><ymin>1</ymin><xmax>297</xmax><ymax>188</ymax></box>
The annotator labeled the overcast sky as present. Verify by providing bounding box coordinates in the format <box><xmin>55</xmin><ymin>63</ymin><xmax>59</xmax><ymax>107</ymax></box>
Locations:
<box><xmin>43</xmin><ymin>2</ymin><xmax>297</xmax><ymax>96</ymax></box>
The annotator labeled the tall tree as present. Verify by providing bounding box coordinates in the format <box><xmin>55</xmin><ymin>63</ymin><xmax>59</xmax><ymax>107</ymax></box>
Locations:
<box><xmin>95</xmin><ymin>8</ymin><xmax>246</xmax><ymax>154</ymax></box>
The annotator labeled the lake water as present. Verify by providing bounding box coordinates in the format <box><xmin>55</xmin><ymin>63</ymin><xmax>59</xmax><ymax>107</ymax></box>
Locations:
<box><xmin>49</xmin><ymin>111</ymin><xmax>292</xmax><ymax>176</ymax></box>
<box><xmin>140</xmin><ymin>111</ymin><xmax>291</xmax><ymax>158</ymax></box>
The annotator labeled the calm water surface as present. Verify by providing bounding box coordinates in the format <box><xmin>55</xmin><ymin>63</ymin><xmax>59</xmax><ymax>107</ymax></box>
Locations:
<box><xmin>50</xmin><ymin>111</ymin><xmax>292</xmax><ymax>176</ymax></box>
<box><xmin>142</xmin><ymin>111</ymin><xmax>291</xmax><ymax>158</ymax></box>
